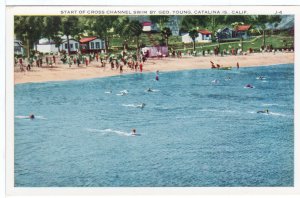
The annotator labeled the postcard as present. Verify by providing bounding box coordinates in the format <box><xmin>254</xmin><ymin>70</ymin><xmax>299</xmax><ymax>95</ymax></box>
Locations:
<box><xmin>4</xmin><ymin>3</ymin><xmax>300</xmax><ymax>196</ymax></box>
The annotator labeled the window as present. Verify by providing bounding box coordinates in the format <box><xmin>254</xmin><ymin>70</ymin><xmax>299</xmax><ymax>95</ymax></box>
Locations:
<box><xmin>91</xmin><ymin>42</ymin><xmax>94</xmax><ymax>49</ymax></box>
<box><xmin>96</xmin><ymin>42</ymin><xmax>100</xmax><ymax>49</ymax></box>
<box><xmin>75</xmin><ymin>43</ymin><xmax>78</xmax><ymax>49</ymax></box>
<box><xmin>65</xmin><ymin>43</ymin><xmax>68</xmax><ymax>49</ymax></box>
<box><xmin>70</xmin><ymin>44</ymin><xmax>73</xmax><ymax>49</ymax></box>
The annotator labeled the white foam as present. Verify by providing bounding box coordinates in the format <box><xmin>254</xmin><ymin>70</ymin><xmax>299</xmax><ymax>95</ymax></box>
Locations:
<box><xmin>211</xmin><ymin>80</ymin><xmax>219</xmax><ymax>84</ymax></box>
<box><xmin>15</xmin><ymin>115</ymin><xmax>46</xmax><ymax>120</ymax></box>
<box><xmin>268</xmin><ymin>112</ymin><xmax>288</xmax><ymax>117</ymax></box>
<box><xmin>122</xmin><ymin>104</ymin><xmax>145</xmax><ymax>109</ymax></box>
<box><xmin>262</xmin><ymin>103</ymin><xmax>281</xmax><ymax>107</ymax></box>
<box><xmin>86</xmin><ymin>128</ymin><xmax>133</xmax><ymax>136</ymax></box>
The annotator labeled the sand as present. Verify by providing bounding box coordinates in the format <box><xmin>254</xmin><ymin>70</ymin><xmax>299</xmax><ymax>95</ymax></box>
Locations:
<box><xmin>14</xmin><ymin>52</ymin><xmax>294</xmax><ymax>84</ymax></box>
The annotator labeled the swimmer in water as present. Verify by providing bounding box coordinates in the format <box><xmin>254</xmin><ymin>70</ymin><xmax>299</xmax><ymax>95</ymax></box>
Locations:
<box><xmin>147</xmin><ymin>88</ymin><xmax>153</xmax><ymax>92</ymax></box>
<box><xmin>245</xmin><ymin>84</ymin><xmax>254</xmax><ymax>88</ymax></box>
<box><xmin>257</xmin><ymin>109</ymin><xmax>269</xmax><ymax>114</ymax></box>
<box><xmin>138</xmin><ymin>103</ymin><xmax>146</xmax><ymax>109</ymax></box>
<box><xmin>212</xmin><ymin>79</ymin><xmax>219</xmax><ymax>84</ymax></box>
<box><xmin>132</xmin><ymin>128</ymin><xmax>136</xmax><ymax>135</ymax></box>
<box><xmin>29</xmin><ymin>114</ymin><xmax>35</xmax><ymax>119</ymax></box>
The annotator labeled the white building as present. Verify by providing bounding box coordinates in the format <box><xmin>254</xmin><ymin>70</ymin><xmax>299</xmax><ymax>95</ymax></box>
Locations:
<box><xmin>14</xmin><ymin>40</ymin><xmax>24</xmax><ymax>55</ymax></box>
<box><xmin>60</xmin><ymin>39</ymin><xmax>80</xmax><ymax>53</ymax></box>
<box><xmin>182</xmin><ymin>30</ymin><xmax>212</xmax><ymax>43</ymax></box>
<box><xmin>36</xmin><ymin>38</ymin><xmax>59</xmax><ymax>53</ymax></box>
<box><xmin>79</xmin><ymin>37</ymin><xmax>105</xmax><ymax>53</ymax></box>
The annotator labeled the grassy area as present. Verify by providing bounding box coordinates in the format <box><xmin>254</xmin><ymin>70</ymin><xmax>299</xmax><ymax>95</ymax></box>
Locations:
<box><xmin>109</xmin><ymin>34</ymin><xmax>294</xmax><ymax>54</ymax></box>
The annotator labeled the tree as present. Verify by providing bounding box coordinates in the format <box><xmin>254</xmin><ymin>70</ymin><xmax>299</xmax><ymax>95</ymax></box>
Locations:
<box><xmin>149</xmin><ymin>15</ymin><xmax>170</xmax><ymax>31</ymax></box>
<box><xmin>42</xmin><ymin>16</ymin><xmax>62</xmax><ymax>42</ymax></box>
<box><xmin>122</xmin><ymin>20</ymin><xmax>143</xmax><ymax>58</ymax></box>
<box><xmin>180</xmin><ymin>15</ymin><xmax>207</xmax><ymax>33</ymax></box>
<box><xmin>61</xmin><ymin>16</ymin><xmax>80</xmax><ymax>55</ymax></box>
<box><xmin>52</xmin><ymin>35</ymin><xmax>63</xmax><ymax>52</ymax></box>
<box><xmin>253</xmin><ymin>15</ymin><xmax>281</xmax><ymax>48</ymax></box>
<box><xmin>14</xmin><ymin>16</ymin><xmax>45</xmax><ymax>57</ymax></box>
<box><xmin>114</xmin><ymin>16</ymin><xmax>131</xmax><ymax>50</ymax></box>
<box><xmin>83</xmin><ymin>16</ymin><xmax>118</xmax><ymax>52</ymax></box>
<box><xmin>161</xmin><ymin>27</ymin><xmax>172</xmax><ymax>47</ymax></box>
<box><xmin>189</xmin><ymin>29</ymin><xmax>199</xmax><ymax>51</ymax></box>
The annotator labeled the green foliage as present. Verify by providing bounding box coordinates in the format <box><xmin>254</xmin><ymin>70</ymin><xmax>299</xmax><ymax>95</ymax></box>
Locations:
<box><xmin>149</xmin><ymin>15</ymin><xmax>170</xmax><ymax>30</ymax></box>
<box><xmin>14</xmin><ymin>16</ymin><xmax>45</xmax><ymax>57</ymax></box>
<box><xmin>161</xmin><ymin>27</ymin><xmax>172</xmax><ymax>46</ymax></box>
<box><xmin>42</xmin><ymin>16</ymin><xmax>62</xmax><ymax>40</ymax></box>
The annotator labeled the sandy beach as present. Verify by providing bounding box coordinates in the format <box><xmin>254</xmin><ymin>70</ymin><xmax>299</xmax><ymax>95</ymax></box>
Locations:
<box><xmin>14</xmin><ymin>52</ymin><xmax>294</xmax><ymax>84</ymax></box>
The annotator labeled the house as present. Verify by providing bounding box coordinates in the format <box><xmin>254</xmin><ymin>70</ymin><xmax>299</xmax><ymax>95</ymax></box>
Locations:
<box><xmin>142</xmin><ymin>21</ymin><xmax>159</xmax><ymax>33</ymax></box>
<box><xmin>235</xmin><ymin>25</ymin><xmax>251</xmax><ymax>39</ymax></box>
<box><xmin>142</xmin><ymin>22</ymin><xmax>152</xmax><ymax>32</ymax></box>
<box><xmin>217</xmin><ymin>25</ymin><xmax>251</xmax><ymax>41</ymax></box>
<box><xmin>181</xmin><ymin>30</ymin><xmax>212</xmax><ymax>43</ymax></box>
<box><xmin>14</xmin><ymin>40</ymin><xmax>24</xmax><ymax>55</ymax></box>
<box><xmin>216</xmin><ymin>27</ymin><xmax>234</xmax><ymax>40</ymax></box>
<box><xmin>198</xmin><ymin>30</ymin><xmax>212</xmax><ymax>42</ymax></box>
<box><xmin>79</xmin><ymin>36</ymin><xmax>105</xmax><ymax>53</ymax></box>
<box><xmin>36</xmin><ymin>38</ymin><xmax>59</xmax><ymax>53</ymax></box>
<box><xmin>141</xmin><ymin>46</ymin><xmax>168</xmax><ymax>57</ymax></box>
<box><xmin>60</xmin><ymin>39</ymin><xmax>80</xmax><ymax>54</ymax></box>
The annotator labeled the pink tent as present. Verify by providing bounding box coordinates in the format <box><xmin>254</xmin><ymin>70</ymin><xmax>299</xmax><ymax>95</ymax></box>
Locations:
<box><xmin>142</xmin><ymin>46</ymin><xmax>168</xmax><ymax>57</ymax></box>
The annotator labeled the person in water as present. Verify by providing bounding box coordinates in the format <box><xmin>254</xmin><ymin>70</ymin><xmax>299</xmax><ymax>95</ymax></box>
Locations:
<box><xmin>138</xmin><ymin>103</ymin><xmax>146</xmax><ymax>109</ymax></box>
<box><xmin>245</xmin><ymin>84</ymin><xmax>254</xmax><ymax>88</ymax></box>
<box><xmin>156</xmin><ymin>70</ymin><xmax>159</xmax><ymax>81</ymax></box>
<box><xmin>147</xmin><ymin>88</ymin><xmax>153</xmax><ymax>92</ymax></box>
<box><xmin>257</xmin><ymin>109</ymin><xmax>269</xmax><ymax>114</ymax></box>
<box><xmin>132</xmin><ymin>128</ymin><xmax>136</xmax><ymax>135</ymax></box>
<box><xmin>237</xmin><ymin>62</ymin><xmax>240</xmax><ymax>69</ymax></box>
<box><xmin>29</xmin><ymin>114</ymin><xmax>35</xmax><ymax>119</ymax></box>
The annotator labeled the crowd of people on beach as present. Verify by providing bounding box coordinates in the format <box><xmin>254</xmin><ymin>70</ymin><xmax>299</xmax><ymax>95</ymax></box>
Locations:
<box><xmin>14</xmin><ymin>49</ymin><xmax>149</xmax><ymax>74</ymax></box>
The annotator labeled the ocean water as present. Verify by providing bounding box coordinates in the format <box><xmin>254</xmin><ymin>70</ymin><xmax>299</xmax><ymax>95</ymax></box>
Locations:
<box><xmin>14</xmin><ymin>64</ymin><xmax>294</xmax><ymax>187</ymax></box>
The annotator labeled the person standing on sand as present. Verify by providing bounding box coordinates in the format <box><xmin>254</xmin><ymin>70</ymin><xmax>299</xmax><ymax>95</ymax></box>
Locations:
<box><xmin>139</xmin><ymin>62</ymin><xmax>143</xmax><ymax>72</ymax></box>
<box><xmin>120</xmin><ymin>64</ymin><xmax>123</xmax><ymax>73</ymax></box>
<box><xmin>76</xmin><ymin>56</ymin><xmax>80</xmax><ymax>67</ymax></box>
<box><xmin>46</xmin><ymin>56</ymin><xmax>49</xmax><ymax>66</ymax></box>
<box><xmin>53</xmin><ymin>55</ymin><xmax>56</xmax><ymax>65</ymax></box>
<box><xmin>85</xmin><ymin>57</ymin><xmax>89</xmax><ymax>67</ymax></box>
<box><xmin>68</xmin><ymin>56</ymin><xmax>72</xmax><ymax>67</ymax></box>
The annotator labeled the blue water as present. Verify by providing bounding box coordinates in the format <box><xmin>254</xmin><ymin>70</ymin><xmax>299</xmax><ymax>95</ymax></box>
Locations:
<box><xmin>14</xmin><ymin>64</ymin><xmax>294</xmax><ymax>187</ymax></box>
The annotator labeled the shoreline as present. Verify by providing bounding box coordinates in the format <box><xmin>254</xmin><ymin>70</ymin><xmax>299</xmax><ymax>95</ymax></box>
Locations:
<box><xmin>14</xmin><ymin>52</ymin><xmax>294</xmax><ymax>85</ymax></box>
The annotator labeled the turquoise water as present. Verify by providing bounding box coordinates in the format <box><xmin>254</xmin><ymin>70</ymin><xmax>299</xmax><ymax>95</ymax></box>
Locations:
<box><xmin>14</xmin><ymin>64</ymin><xmax>294</xmax><ymax>187</ymax></box>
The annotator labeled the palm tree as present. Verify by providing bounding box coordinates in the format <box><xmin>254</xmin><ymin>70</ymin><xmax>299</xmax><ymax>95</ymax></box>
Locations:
<box><xmin>189</xmin><ymin>29</ymin><xmax>199</xmax><ymax>51</ymax></box>
<box><xmin>253</xmin><ymin>15</ymin><xmax>281</xmax><ymax>48</ymax></box>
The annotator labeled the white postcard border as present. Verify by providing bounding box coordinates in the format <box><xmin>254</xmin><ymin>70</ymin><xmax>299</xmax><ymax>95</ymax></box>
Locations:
<box><xmin>5</xmin><ymin>5</ymin><xmax>300</xmax><ymax>196</ymax></box>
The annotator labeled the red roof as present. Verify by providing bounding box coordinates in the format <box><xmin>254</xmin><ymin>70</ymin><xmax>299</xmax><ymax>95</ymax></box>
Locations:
<box><xmin>80</xmin><ymin>36</ymin><xmax>97</xmax><ymax>43</ymax></box>
<box><xmin>198</xmin><ymin>30</ymin><xmax>212</xmax><ymax>35</ymax></box>
<box><xmin>236</xmin><ymin>25</ymin><xmax>251</xmax><ymax>31</ymax></box>
<box><xmin>143</xmin><ymin>21</ymin><xmax>152</xmax><ymax>26</ymax></box>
